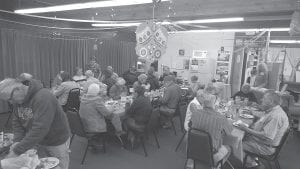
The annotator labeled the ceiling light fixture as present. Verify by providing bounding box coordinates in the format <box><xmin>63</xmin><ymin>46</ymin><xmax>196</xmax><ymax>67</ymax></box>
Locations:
<box><xmin>270</xmin><ymin>40</ymin><xmax>300</xmax><ymax>44</ymax></box>
<box><xmin>92</xmin><ymin>22</ymin><xmax>141</xmax><ymax>27</ymax></box>
<box><xmin>170</xmin><ymin>28</ymin><xmax>290</xmax><ymax>33</ymax></box>
<box><xmin>173</xmin><ymin>17</ymin><xmax>244</xmax><ymax>24</ymax></box>
<box><xmin>15</xmin><ymin>0</ymin><xmax>170</xmax><ymax>14</ymax></box>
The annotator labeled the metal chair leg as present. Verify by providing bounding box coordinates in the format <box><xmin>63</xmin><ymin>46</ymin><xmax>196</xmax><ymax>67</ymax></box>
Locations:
<box><xmin>141</xmin><ymin>137</ymin><xmax>148</xmax><ymax>157</ymax></box>
<box><xmin>70</xmin><ymin>134</ymin><xmax>75</xmax><ymax>146</ymax></box>
<box><xmin>81</xmin><ymin>140</ymin><xmax>89</xmax><ymax>165</ymax></box>
<box><xmin>102</xmin><ymin>137</ymin><xmax>106</xmax><ymax>153</ymax></box>
<box><xmin>153</xmin><ymin>130</ymin><xmax>160</xmax><ymax>149</ymax></box>
<box><xmin>178</xmin><ymin>109</ymin><xmax>184</xmax><ymax>133</ymax></box>
<box><xmin>170</xmin><ymin>119</ymin><xmax>177</xmax><ymax>136</ymax></box>
<box><xmin>275</xmin><ymin>159</ymin><xmax>281</xmax><ymax>169</ymax></box>
<box><xmin>175</xmin><ymin>132</ymin><xmax>186</xmax><ymax>152</ymax></box>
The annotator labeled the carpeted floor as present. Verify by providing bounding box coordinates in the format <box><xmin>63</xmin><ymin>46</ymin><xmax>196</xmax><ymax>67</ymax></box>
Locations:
<box><xmin>69</xmin><ymin>120</ymin><xmax>300</xmax><ymax>169</ymax></box>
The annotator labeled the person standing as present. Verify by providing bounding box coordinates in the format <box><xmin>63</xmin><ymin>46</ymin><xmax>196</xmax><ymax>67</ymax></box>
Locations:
<box><xmin>147</xmin><ymin>67</ymin><xmax>160</xmax><ymax>91</ymax></box>
<box><xmin>0</xmin><ymin>78</ymin><xmax>71</xmax><ymax>169</ymax></box>
<box><xmin>86</xmin><ymin>56</ymin><xmax>101</xmax><ymax>79</ymax></box>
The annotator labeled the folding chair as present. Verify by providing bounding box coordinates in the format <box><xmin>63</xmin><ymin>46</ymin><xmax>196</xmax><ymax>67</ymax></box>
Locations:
<box><xmin>243</xmin><ymin>128</ymin><xmax>290</xmax><ymax>169</ymax></box>
<box><xmin>66</xmin><ymin>108</ymin><xmax>107</xmax><ymax>165</ymax></box>
<box><xmin>186</xmin><ymin>128</ymin><xmax>231</xmax><ymax>169</ymax></box>
<box><xmin>64</xmin><ymin>88</ymin><xmax>80</xmax><ymax>112</ymax></box>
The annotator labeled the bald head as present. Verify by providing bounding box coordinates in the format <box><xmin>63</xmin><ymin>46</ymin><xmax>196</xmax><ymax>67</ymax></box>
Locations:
<box><xmin>262</xmin><ymin>91</ymin><xmax>281</xmax><ymax>110</ymax></box>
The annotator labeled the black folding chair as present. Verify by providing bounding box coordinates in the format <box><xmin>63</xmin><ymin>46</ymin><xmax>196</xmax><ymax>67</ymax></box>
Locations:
<box><xmin>127</xmin><ymin>109</ymin><xmax>160</xmax><ymax>157</ymax></box>
<box><xmin>186</xmin><ymin>128</ymin><xmax>227</xmax><ymax>169</ymax></box>
<box><xmin>242</xmin><ymin>128</ymin><xmax>291</xmax><ymax>169</ymax></box>
<box><xmin>64</xmin><ymin>88</ymin><xmax>81</xmax><ymax>112</ymax></box>
<box><xmin>66</xmin><ymin>108</ymin><xmax>107</xmax><ymax>165</ymax></box>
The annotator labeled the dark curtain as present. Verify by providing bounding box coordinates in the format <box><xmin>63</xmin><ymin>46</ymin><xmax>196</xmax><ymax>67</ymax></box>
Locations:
<box><xmin>96</xmin><ymin>40</ymin><xmax>137</xmax><ymax>75</ymax></box>
<box><xmin>0</xmin><ymin>28</ymin><xmax>138</xmax><ymax>87</ymax></box>
<box><xmin>0</xmin><ymin>28</ymin><xmax>93</xmax><ymax>87</ymax></box>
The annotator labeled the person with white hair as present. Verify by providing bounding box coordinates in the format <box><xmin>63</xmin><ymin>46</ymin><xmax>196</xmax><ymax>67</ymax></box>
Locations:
<box><xmin>186</xmin><ymin>92</ymin><xmax>233</xmax><ymax>169</ymax></box>
<box><xmin>253</xmin><ymin>63</ymin><xmax>268</xmax><ymax>88</ymax></box>
<box><xmin>82</xmin><ymin>70</ymin><xmax>103</xmax><ymax>94</ymax></box>
<box><xmin>109</xmin><ymin>77</ymin><xmax>128</xmax><ymax>100</ymax></box>
<box><xmin>133</xmin><ymin>74</ymin><xmax>151</xmax><ymax>91</ymax></box>
<box><xmin>238</xmin><ymin>91</ymin><xmax>289</xmax><ymax>168</ymax></box>
<box><xmin>79</xmin><ymin>83</ymin><xmax>124</xmax><ymax>152</ymax></box>
<box><xmin>184</xmin><ymin>89</ymin><xmax>204</xmax><ymax>131</ymax></box>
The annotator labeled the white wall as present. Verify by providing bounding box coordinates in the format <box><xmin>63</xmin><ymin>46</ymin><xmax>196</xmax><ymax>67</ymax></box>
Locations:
<box><xmin>158</xmin><ymin>32</ymin><xmax>235</xmax><ymax>84</ymax></box>
<box><xmin>158</xmin><ymin>33</ymin><xmax>234</xmax><ymax>83</ymax></box>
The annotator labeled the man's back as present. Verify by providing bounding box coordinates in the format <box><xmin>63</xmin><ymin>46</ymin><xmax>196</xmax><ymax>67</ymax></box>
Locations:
<box><xmin>162</xmin><ymin>83</ymin><xmax>181</xmax><ymax>109</ymax></box>
<box><xmin>191</xmin><ymin>108</ymin><xmax>232</xmax><ymax>152</ymax></box>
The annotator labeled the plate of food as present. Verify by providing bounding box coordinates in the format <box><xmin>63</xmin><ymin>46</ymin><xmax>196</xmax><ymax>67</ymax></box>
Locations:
<box><xmin>240</xmin><ymin>114</ymin><xmax>254</xmax><ymax>119</ymax></box>
<box><xmin>233</xmin><ymin>120</ymin><xmax>249</xmax><ymax>127</ymax></box>
<box><xmin>36</xmin><ymin>157</ymin><xmax>59</xmax><ymax>169</ymax></box>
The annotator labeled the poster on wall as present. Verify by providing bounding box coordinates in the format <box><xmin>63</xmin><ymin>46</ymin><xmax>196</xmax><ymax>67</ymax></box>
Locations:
<box><xmin>183</xmin><ymin>59</ymin><xmax>190</xmax><ymax>70</ymax></box>
<box><xmin>190</xmin><ymin>59</ymin><xmax>199</xmax><ymax>71</ymax></box>
<box><xmin>217</xmin><ymin>51</ymin><xmax>231</xmax><ymax>62</ymax></box>
<box><xmin>216</xmin><ymin>62</ymin><xmax>230</xmax><ymax>83</ymax></box>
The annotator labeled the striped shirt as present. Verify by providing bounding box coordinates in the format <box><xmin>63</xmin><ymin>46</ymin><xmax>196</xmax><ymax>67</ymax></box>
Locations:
<box><xmin>191</xmin><ymin>107</ymin><xmax>233</xmax><ymax>152</ymax></box>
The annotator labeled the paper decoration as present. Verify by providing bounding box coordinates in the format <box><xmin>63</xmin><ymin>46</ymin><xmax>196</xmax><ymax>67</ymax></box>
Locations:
<box><xmin>290</xmin><ymin>10</ymin><xmax>300</xmax><ymax>36</ymax></box>
<box><xmin>192</xmin><ymin>50</ymin><xmax>208</xmax><ymax>58</ymax></box>
<box><xmin>135</xmin><ymin>20</ymin><xmax>168</xmax><ymax>60</ymax></box>
<box><xmin>217</xmin><ymin>51</ymin><xmax>231</xmax><ymax>62</ymax></box>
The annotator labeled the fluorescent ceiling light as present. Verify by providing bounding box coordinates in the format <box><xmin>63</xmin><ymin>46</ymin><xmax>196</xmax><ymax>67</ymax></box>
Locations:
<box><xmin>170</xmin><ymin>28</ymin><xmax>290</xmax><ymax>33</ymax></box>
<box><xmin>174</xmin><ymin>17</ymin><xmax>244</xmax><ymax>24</ymax></box>
<box><xmin>270</xmin><ymin>40</ymin><xmax>300</xmax><ymax>44</ymax></box>
<box><xmin>92</xmin><ymin>23</ymin><xmax>141</xmax><ymax>27</ymax></box>
<box><xmin>15</xmin><ymin>0</ymin><xmax>169</xmax><ymax>14</ymax></box>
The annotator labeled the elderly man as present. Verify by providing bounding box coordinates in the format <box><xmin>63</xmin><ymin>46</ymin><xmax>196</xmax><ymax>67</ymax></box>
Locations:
<box><xmin>159</xmin><ymin>75</ymin><xmax>181</xmax><ymax>128</ymax></box>
<box><xmin>147</xmin><ymin>67</ymin><xmax>160</xmax><ymax>91</ymax></box>
<box><xmin>232</xmin><ymin>84</ymin><xmax>257</xmax><ymax>103</ymax></box>
<box><xmin>238</xmin><ymin>92</ymin><xmax>289</xmax><ymax>168</ymax></box>
<box><xmin>186</xmin><ymin>92</ymin><xmax>233</xmax><ymax>169</ymax></box>
<box><xmin>184</xmin><ymin>90</ymin><xmax>204</xmax><ymax>131</ymax></box>
<box><xmin>0</xmin><ymin>78</ymin><xmax>71</xmax><ymax>169</ymax></box>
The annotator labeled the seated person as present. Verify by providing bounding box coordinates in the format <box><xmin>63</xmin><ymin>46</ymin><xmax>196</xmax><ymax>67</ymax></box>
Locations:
<box><xmin>122</xmin><ymin>66</ymin><xmax>138</xmax><ymax>87</ymax></box>
<box><xmin>83</xmin><ymin>70</ymin><xmax>105</xmax><ymax>94</ymax></box>
<box><xmin>147</xmin><ymin>67</ymin><xmax>160</xmax><ymax>91</ymax></box>
<box><xmin>102</xmin><ymin>69</ymin><xmax>117</xmax><ymax>93</ymax></box>
<box><xmin>238</xmin><ymin>92</ymin><xmax>289</xmax><ymax>168</ymax></box>
<box><xmin>186</xmin><ymin>93</ymin><xmax>233</xmax><ymax>169</ymax></box>
<box><xmin>72</xmin><ymin>67</ymin><xmax>86</xmax><ymax>87</ymax></box>
<box><xmin>125</xmin><ymin>85</ymin><xmax>153</xmax><ymax>146</ymax></box>
<box><xmin>188</xmin><ymin>75</ymin><xmax>203</xmax><ymax>97</ymax></box>
<box><xmin>159</xmin><ymin>75</ymin><xmax>181</xmax><ymax>128</ymax></box>
<box><xmin>79</xmin><ymin>83</ymin><xmax>124</xmax><ymax>151</ymax></box>
<box><xmin>184</xmin><ymin>90</ymin><xmax>204</xmax><ymax>131</ymax></box>
<box><xmin>53</xmin><ymin>71</ymin><xmax>79</xmax><ymax>106</ymax></box>
<box><xmin>109</xmin><ymin>77</ymin><xmax>128</xmax><ymax>100</ymax></box>
<box><xmin>232</xmin><ymin>84</ymin><xmax>257</xmax><ymax>104</ymax></box>
<box><xmin>133</xmin><ymin>74</ymin><xmax>151</xmax><ymax>91</ymax></box>
<box><xmin>51</xmin><ymin>71</ymin><xmax>64</xmax><ymax>90</ymax></box>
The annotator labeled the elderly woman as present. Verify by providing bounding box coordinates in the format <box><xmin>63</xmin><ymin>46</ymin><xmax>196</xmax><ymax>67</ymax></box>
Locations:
<box><xmin>133</xmin><ymin>74</ymin><xmax>151</xmax><ymax>91</ymax></box>
<box><xmin>83</xmin><ymin>70</ymin><xmax>103</xmax><ymax>94</ymax></box>
<box><xmin>124</xmin><ymin>85</ymin><xmax>153</xmax><ymax>147</ymax></box>
<box><xmin>79</xmin><ymin>83</ymin><xmax>124</xmax><ymax>152</ymax></box>
<box><xmin>186</xmin><ymin>92</ymin><xmax>233</xmax><ymax>169</ymax></box>
<box><xmin>53</xmin><ymin>71</ymin><xmax>79</xmax><ymax>106</ymax></box>
<box><xmin>109</xmin><ymin>77</ymin><xmax>128</xmax><ymax>100</ymax></box>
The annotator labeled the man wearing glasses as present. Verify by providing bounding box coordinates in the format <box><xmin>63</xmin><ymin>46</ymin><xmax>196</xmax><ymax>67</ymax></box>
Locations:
<box><xmin>0</xmin><ymin>78</ymin><xmax>70</xmax><ymax>169</ymax></box>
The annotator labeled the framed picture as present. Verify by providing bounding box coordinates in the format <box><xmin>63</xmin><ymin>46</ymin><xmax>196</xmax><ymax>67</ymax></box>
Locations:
<box><xmin>217</xmin><ymin>51</ymin><xmax>230</xmax><ymax>62</ymax></box>
<box><xmin>179</xmin><ymin>49</ymin><xmax>185</xmax><ymax>56</ymax></box>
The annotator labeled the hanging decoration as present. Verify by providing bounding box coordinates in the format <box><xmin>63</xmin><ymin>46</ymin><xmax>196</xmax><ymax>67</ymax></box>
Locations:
<box><xmin>135</xmin><ymin>20</ymin><xmax>168</xmax><ymax>60</ymax></box>
<box><xmin>135</xmin><ymin>0</ymin><xmax>168</xmax><ymax>60</ymax></box>
<box><xmin>290</xmin><ymin>1</ymin><xmax>300</xmax><ymax>36</ymax></box>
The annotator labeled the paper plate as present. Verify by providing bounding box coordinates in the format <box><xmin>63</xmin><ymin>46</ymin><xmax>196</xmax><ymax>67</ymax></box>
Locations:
<box><xmin>38</xmin><ymin>157</ymin><xmax>59</xmax><ymax>169</ymax></box>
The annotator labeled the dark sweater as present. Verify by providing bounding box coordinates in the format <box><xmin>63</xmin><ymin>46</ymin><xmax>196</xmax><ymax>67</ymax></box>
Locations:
<box><xmin>12</xmin><ymin>79</ymin><xmax>70</xmax><ymax>155</ymax></box>
<box><xmin>126</xmin><ymin>95</ymin><xmax>152</xmax><ymax>125</ymax></box>
<box><xmin>231</xmin><ymin>91</ymin><xmax>258</xmax><ymax>103</ymax></box>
